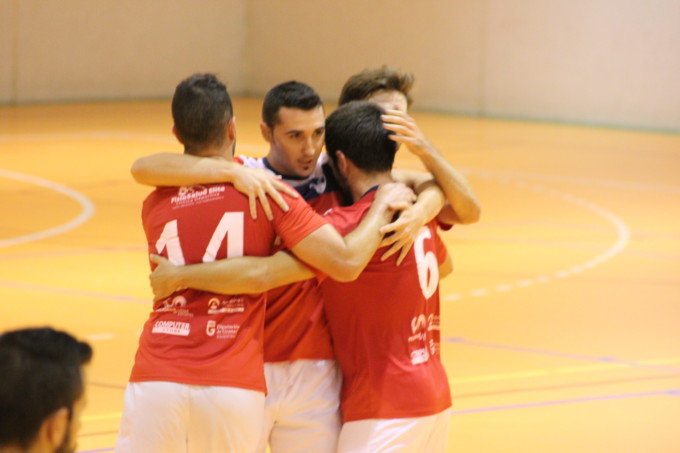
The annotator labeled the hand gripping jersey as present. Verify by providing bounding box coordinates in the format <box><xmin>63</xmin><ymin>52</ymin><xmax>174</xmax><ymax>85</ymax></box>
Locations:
<box><xmin>237</xmin><ymin>153</ymin><xmax>343</xmax><ymax>362</ymax></box>
<box><xmin>320</xmin><ymin>189</ymin><xmax>452</xmax><ymax>422</ymax></box>
<box><xmin>130</xmin><ymin>182</ymin><xmax>327</xmax><ymax>392</ymax></box>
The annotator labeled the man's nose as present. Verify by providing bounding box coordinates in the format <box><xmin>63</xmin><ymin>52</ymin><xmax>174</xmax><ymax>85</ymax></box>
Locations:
<box><xmin>303</xmin><ymin>138</ymin><xmax>316</xmax><ymax>156</ymax></box>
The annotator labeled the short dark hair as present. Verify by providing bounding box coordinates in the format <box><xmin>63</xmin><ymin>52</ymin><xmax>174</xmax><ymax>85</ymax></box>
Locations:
<box><xmin>325</xmin><ymin>101</ymin><xmax>397</xmax><ymax>173</ymax></box>
<box><xmin>262</xmin><ymin>81</ymin><xmax>323</xmax><ymax>129</ymax></box>
<box><xmin>171</xmin><ymin>73</ymin><xmax>233</xmax><ymax>154</ymax></box>
<box><xmin>338</xmin><ymin>65</ymin><xmax>414</xmax><ymax>107</ymax></box>
<box><xmin>0</xmin><ymin>327</ymin><xmax>92</xmax><ymax>449</ymax></box>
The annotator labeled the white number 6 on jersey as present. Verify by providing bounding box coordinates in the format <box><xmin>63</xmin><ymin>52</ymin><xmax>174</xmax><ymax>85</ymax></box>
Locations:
<box><xmin>414</xmin><ymin>226</ymin><xmax>439</xmax><ymax>299</ymax></box>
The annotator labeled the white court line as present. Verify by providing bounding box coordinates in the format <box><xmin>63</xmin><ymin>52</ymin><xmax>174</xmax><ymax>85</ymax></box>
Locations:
<box><xmin>0</xmin><ymin>134</ymin><xmax>634</xmax><ymax>306</ymax></box>
<box><xmin>445</xmin><ymin>174</ymin><xmax>631</xmax><ymax>302</ymax></box>
<box><xmin>0</xmin><ymin>169</ymin><xmax>95</xmax><ymax>248</ymax></box>
<box><xmin>0</xmin><ymin>131</ymin><xmax>266</xmax><ymax>249</ymax></box>
<box><xmin>0</xmin><ymin>131</ymin><xmax>268</xmax><ymax>305</ymax></box>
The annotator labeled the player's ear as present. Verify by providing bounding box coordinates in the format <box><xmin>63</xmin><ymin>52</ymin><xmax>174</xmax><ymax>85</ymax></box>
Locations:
<box><xmin>335</xmin><ymin>150</ymin><xmax>350</xmax><ymax>176</ymax></box>
<box><xmin>41</xmin><ymin>407</ymin><xmax>69</xmax><ymax>448</ymax></box>
<box><xmin>260</xmin><ymin>122</ymin><xmax>273</xmax><ymax>144</ymax></box>
<box><xmin>227</xmin><ymin>117</ymin><xmax>236</xmax><ymax>140</ymax></box>
<box><xmin>171</xmin><ymin>125</ymin><xmax>182</xmax><ymax>144</ymax></box>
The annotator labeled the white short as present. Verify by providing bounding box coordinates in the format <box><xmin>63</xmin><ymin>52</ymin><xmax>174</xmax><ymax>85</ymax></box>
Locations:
<box><xmin>337</xmin><ymin>409</ymin><xmax>451</xmax><ymax>453</ymax></box>
<box><xmin>116</xmin><ymin>381</ymin><xmax>265</xmax><ymax>453</ymax></box>
<box><xmin>258</xmin><ymin>359</ymin><xmax>342</xmax><ymax>453</ymax></box>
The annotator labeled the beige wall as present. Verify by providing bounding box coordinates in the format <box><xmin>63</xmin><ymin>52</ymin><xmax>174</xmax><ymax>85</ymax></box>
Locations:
<box><xmin>0</xmin><ymin>0</ymin><xmax>16</xmax><ymax>100</ymax></box>
<box><xmin>245</xmin><ymin>0</ymin><xmax>680</xmax><ymax>131</ymax></box>
<box><xmin>245</xmin><ymin>0</ymin><xmax>486</xmax><ymax>113</ymax></box>
<box><xmin>0</xmin><ymin>0</ymin><xmax>247</xmax><ymax>103</ymax></box>
<box><xmin>483</xmin><ymin>0</ymin><xmax>680</xmax><ymax>131</ymax></box>
<box><xmin>2</xmin><ymin>0</ymin><xmax>679</xmax><ymax>131</ymax></box>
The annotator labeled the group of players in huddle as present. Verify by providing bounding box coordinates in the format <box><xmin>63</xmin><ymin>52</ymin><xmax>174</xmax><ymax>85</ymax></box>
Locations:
<box><xmin>116</xmin><ymin>66</ymin><xmax>481</xmax><ymax>453</ymax></box>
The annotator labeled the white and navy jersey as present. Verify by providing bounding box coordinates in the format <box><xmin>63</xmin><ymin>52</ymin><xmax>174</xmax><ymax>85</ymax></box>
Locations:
<box><xmin>236</xmin><ymin>153</ymin><xmax>342</xmax><ymax>204</ymax></box>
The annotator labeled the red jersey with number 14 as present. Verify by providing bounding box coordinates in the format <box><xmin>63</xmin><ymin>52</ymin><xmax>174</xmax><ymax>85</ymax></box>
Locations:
<box><xmin>130</xmin><ymin>182</ymin><xmax>327</xmax><ymax>392</ymax></box>
<box><xmin>320</xmin><ymin>189</ymin><xmax>452</xmax><ymax>422</ymax></box>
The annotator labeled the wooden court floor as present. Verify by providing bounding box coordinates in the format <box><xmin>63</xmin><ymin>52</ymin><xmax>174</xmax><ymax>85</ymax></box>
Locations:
<box><xmin>1</xmin><ymin>99</ymin><xmax>679</xmax><ymax>452</ymax></box>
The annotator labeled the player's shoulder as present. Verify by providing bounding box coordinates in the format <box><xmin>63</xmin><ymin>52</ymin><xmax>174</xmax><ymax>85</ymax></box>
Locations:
<box><xmin>237</xmin><ymin>155</ymin><xmax>266</xmax><ymax>169</ymax></box>
<box><xmin>321</xmin><ymin>201</ymin><xmax>368</xmax><ymax>236</ymax></box>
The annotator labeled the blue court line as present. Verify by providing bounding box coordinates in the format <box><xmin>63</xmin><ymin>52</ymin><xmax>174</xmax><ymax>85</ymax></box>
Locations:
<box><xmin>445</xmin><ymin>337</ymin><xmax>680</xmax><ymax>373</ymax></box>
<box><xmin>450</xmin><ymin>388</ymin><xmax>680</xmax><ymax>415</ymax></box>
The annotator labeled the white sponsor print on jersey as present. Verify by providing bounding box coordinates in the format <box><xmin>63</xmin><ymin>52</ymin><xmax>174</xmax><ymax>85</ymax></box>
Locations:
<box><xmin>207</xmin><ymin>296</ymin><xmax>245</xmax><ymax>314</ymax></box>
<box><xmin>410</xmin><ymin>347</ymin><xmax>430</xmax><ymax>365</ymax></box>
<box><xmin>170</xmin><ymin>184</ymin><xmax>226</xmax><ymax>208</ymax></box>
<box><xmin>152</xmin><ymin>320</ymin><xmax>191</xmax><ymax>336</ymax></box>
<box><xmin>155</xmin><ymin>295</ymin><xmax>192</xmax><ymax>317</ymax></box>
<box><xmin>409</xmin><ymin>313</ymin><xmax>434</xmax><ymax>365</ymax></box>
<box><xmin>206</xmin><ymin>320</ymin><xmax>217</xmax><ymax>336</ymax></box>
<box><xmin>206</xmin><ymin>320</ymin><xmax>239</xmax><ymax>339</ymax></box>
<box><xmin>406</xmin><ymin>227</ymin><xmax>442</xmax><ymax>365</ymax></box>
<box><xmin>428</xmin><ymin>314</ymin><xmax>440</xmax><ymax>331</ymax></box>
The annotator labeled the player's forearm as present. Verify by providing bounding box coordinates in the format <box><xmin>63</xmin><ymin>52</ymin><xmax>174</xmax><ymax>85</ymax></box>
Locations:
<box><xmin>392</xmin><ymin>169</ymin><xmax>446</xmax><ymax>222</ymax></box>
<box><xmin>411</xmin><ymin>179</ymin><xmax>446</xmax><ymax>224</ymax></box>
<box><xmin>174</xmin><ymin>252</ymin><xmax>314</xmax><ymax>294</ymax></box>
<box><xmin>170</xmin><ymin>258</ymin><xmax>264</xmax><ymax>294</ymax></box>
<box><xmin>131</xmin><ymin>153</ymin><xmax>237</xmax><ymax>186</ymax></box>
<box><xmin>393</xmin><ymin>169</ymin><xmax>450</xmax><ymax>225</ymax></box>
<box><xmin>416</xmin><ymin>149</ymin><xmax>481</xmax><ymax>225</ymax></box>
<box><xmin>257</xmin><ymin>252</ymin><xmax>316</xmax><ymax>288</ymax></box>
<box><xmin>290</xmin><ymin>205</ymin><xmax>393</xmax><ymax>283</ymax></box>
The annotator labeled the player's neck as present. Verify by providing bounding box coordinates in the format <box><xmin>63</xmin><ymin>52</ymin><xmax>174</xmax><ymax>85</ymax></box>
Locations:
<box><xmin>264</xmin><ymin>151</ymin><xmax>286</xmax><ymax>177</ymax></box>
<box><xmin>185</xmin><ymin>139</ymin><xmax>235</xmax><ymax>161</ymax></box>
<box><xmin>348</xmin><ymin>171</ymin><xmax>392</xmax><ymax>203</ymax></box>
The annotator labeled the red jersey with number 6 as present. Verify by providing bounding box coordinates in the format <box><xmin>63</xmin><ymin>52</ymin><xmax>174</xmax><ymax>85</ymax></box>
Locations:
<box><xmin>320</xmin><ymin>189</ymin><xmax>452</xmax><ymax>422</ymax></box>
<box><xmin>130</xmin><ymin>182</ymin><xmax>327</xmax><ymax>392</ymax></box>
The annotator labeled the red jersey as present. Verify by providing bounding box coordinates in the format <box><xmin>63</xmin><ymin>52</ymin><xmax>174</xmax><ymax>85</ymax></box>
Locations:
<box><xmin>320</xmin><ymin>189</ymin><xmax>452</xmax><ymax>422</ymax></box>
<box><xmin>130</xmin><ymin>182</ymin><xmax>327</xmax><ymax>392</ymax></box>
<box><xmin>237</xmin><ymin>154</ymin><xmax>342</xmax><ymax>362</ymax></box>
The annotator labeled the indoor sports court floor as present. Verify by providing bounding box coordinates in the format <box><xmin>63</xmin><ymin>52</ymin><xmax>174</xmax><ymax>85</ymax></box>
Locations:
<box><xmin>1</xmin><ymin>99</ymin><xmax>679</xmax><ymax>452</ymax></box>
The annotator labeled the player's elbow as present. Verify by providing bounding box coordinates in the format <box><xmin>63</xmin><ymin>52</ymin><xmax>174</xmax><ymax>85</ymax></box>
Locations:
<box><xmin>130</xmin><ymin>158</ymin><xmax>153</xmax><ymax>185</ymax></box>
<box><xmin>326</xmin><ymin>258</ymin><xmax>363</xmax><ymax>282</ymax></box>
<box><xmin>325</xmin><ymin>267</ymin><xmax>352</xmax><ymax>282</ymax></box>
<box><xmin>245</xmin><ymin>265</ymin><xmax>278</xmax><ymax>293</ymax></box>
<box><xmin>451</xmin><ymin>197</ymin><xmax>481</xmax><ymax>225</ymax></box>
<box><xmin>334</xmin><ymin>267</ymin><xmax>361</xmax><ymax>282</ymax></box>
<box><xmin>459</xmin><ymin>203</ymin><xmax>481</xmax><ymax>225</ymax></box>
<box><xmin>243</xmin><ymin>275</ymin><xmax>268</xmax><ymax>293</ymax></box>
<box><xmin>439</xmin><ymin>257</ymin><xmax>454</xmax><ymax>279</ymax></box>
